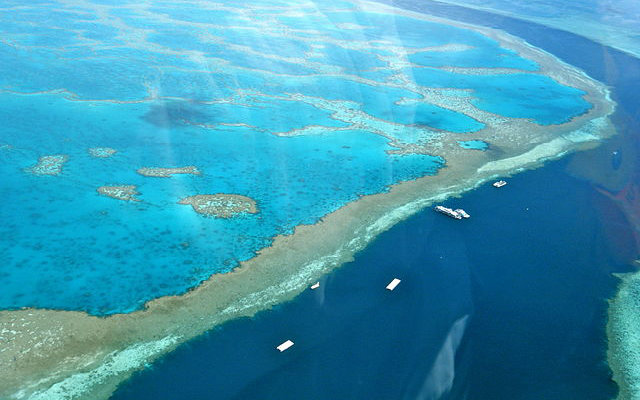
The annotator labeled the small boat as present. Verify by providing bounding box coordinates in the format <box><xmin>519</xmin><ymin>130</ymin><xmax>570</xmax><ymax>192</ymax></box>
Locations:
<box><xmin>493</xmin><ymin>180</ymin><xmax>507</xmax><ymax>188</ymax></box>
<box><xmin>277</xmin><ymin>340</ymin><xmax>294</xmax><ymax>352</ymax></box>
<box><xmin>310</xmin><ymin>282</ymin><xmax>320</xmax><ymax>290</ymax></box>
<box><xmin>386</xmin><ymin>278</ymin><xmax>401</xmax><ymax>291</ymax></box>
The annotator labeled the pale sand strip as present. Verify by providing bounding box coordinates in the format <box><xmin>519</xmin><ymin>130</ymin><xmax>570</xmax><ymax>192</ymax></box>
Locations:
<box><xmin>0</xmin><ymin>4</ymin><xmax>617</xmax><ymax>400</ymax></box>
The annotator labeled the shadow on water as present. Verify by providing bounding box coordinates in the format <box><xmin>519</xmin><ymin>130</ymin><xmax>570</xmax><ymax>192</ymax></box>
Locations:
<box><xmin>142</xmin><ymin>101</ymin><xmax>213</xmax><ymax>128</ymax></box>
<box><xmin>112</xmin><ymin>2</ymin><xmax>640</xmax><ymax>399</ymax></box>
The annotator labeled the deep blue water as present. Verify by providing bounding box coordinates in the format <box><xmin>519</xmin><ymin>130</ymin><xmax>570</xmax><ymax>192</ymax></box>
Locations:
<box><xmin>110</xmin><ymin>2</ymin><xmax>640</xmax><ymax>399</ymax></box>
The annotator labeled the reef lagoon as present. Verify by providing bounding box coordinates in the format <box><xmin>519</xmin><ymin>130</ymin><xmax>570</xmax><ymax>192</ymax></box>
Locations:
<box><xmin>0</xmin><ymin>0</ymin><xmax>622</xmax><ymax>399</ymax></box>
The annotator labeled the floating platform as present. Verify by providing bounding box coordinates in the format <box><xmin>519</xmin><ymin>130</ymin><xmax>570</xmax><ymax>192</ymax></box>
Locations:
<box><xmin>386</xmin><ymin>278</ymin><xmax>401</xmax><ymax>291</ymax></box>
<box><xmin>310</xmin><ymin>282</ymin><xmax>320</xmax><ymax>290</ymax></box>
<box><xmin>277</xmin><ymin>340</ymin><xmax>294</xmax><ymax>352</ymax></box>
<box><xmin>493</xmin><ymin>180</ymin><xmax>507</xmax><ymax>188</ymax></box>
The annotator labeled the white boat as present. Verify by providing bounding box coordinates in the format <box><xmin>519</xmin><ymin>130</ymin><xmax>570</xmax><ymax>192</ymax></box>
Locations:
<box><xmin>434</xmin><ymin>205</ymin><xmax>462</xmax><ymax>219</ymax></box>
<box><xmin>455</xmin><ymin>209</ymin><xmax>470</xmax><ymax>218</ymax></box>
<box><xmin>310</xmin><ymin>282</ymin><xmax>320</xmax><ymax>290</ymax></box>
<box><xmin>493</xmin><ymin>180</ymin><xmax>507</xmax><ymax>188</ymax></box>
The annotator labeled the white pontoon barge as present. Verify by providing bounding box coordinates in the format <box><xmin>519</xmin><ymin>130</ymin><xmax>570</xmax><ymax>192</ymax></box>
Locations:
<box><xmin>386</xmin><ymin>278</ymin><xmax>401</xmax><ymax>291</ymax></box>
<box><xmin>277</xmin><ymin>340</ymin><xmax>294</xmax><ymax>352</ymax></box>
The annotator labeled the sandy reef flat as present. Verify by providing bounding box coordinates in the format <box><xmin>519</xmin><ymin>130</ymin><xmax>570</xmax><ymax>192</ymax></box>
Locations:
<box><xmin>97</xmin><ymin>185</ymin><xmax>140</xmax><ymax>202</ymax></box>
<box><xmin>88</xmin><ymin>148</ymin><xmax>117</xmax><ymax>158</ymax></box>
<box><xmin>136</xmin><ymin>166</ymin><xmax>200</xmax><ymax>177</ymax></box>
<box><xmin>178</xmin><ymin>194</ymin><xmax>258</xmax><ymax>218</ymax></box>
<box><xmin>24</xmin><ymin>155</ymin><xmax>69</xmax><ymax>176</ymax></box>
<box><xmin>0</xmin><ymin>1</ymin><xmax>618</xmax><ymax>399</ymax></box>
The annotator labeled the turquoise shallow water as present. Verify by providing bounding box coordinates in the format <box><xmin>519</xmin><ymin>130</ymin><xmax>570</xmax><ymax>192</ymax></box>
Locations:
<box><xmin>407</xmin><ymin>68</ymin><xmax>591</xmax><ymax>125</ymax></box>
<box><xmin>387</xmin><ymin>102</ymin><xmax>485</xmax><ymax>132</ymax></box>
<box><xmin>0</xmin><ymin>93</ymin><xmax>443</xmax><ymax>314</ymax></box>
<box><xmin>0</xmin><ymin>0</ymin><xmax>592</xmax><ymax>314</ymax></box>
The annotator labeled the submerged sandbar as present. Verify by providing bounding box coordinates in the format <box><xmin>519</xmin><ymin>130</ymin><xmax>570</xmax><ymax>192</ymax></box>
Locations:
<box><xmin>97</xmin><ymin>185</ymin><xmax>140</xmax><ymax>202</ymax></box>
<box><xmin>88</xmin><ymin>147</ymin><xmax>117</xmax><ymax>158</ymax></box>
<box><xmin>137</xmin><ymin>166</ymin><xmax>200</xmax><ymax>177</ymax></box>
